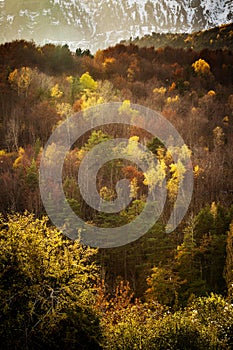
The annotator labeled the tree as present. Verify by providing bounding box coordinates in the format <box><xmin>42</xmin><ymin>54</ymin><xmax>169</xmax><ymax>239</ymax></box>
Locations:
<box><xmin>8</xmin><ymin>66</ymin><xmax>33</xmax><ymax>96</ymax></box>
<box><xmin>183</xmin><ymin>204</ymin><xmax>233</xmax><ymax>297</ymax></box>
<box><xmin>0</xmin><ymin>213</ymin><xmax>103</xmax><ymax>349</ymax></box>
<box><xmin>146</xmin><ymin>265</ymin><xmax>182</xmax><ymax>306</ymax></box>
<box><xmin>80</xmin><ymin>72</ymin><xmax>98</xmax><ymax>91</ymax></box>
<box><xmin>76</xmin><ymin>48</ymin><xmax>93</xmax><ymax>58</ymax></box>
<box><xmin>50</xmin><ymin>83</ymin><xmax>63</xmax><ymax>99</ymax></box>
<box><xmin>30</xmin><ymin>101</ymin><xmax>61</xmax><ymax>144</ymax></box>
<box><xmin>175</xmin><ymin>225</ymin><xmax>208</xmax><ymax>302</ymax></box>
<box><xmin>192</xmin><ymin>58</ymin><xmax>211</xmax><ymax>76</ymax></box>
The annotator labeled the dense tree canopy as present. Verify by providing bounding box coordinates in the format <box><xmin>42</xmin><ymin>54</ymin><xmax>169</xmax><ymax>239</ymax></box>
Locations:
<box><xmin>0</xmin><ymin>35</ymin><xmax>233</xmax><ymax>348</ymax></box>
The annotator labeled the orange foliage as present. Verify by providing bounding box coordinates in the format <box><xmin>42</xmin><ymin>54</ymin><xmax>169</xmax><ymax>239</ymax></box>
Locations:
<box><xmin>122</xmin><ymin>165</ymin><xmax>145</xmax><ymax>185</ymax></box>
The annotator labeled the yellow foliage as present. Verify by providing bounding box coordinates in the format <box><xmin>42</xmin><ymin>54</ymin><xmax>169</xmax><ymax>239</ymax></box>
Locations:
<box><xmin>130</xmin><ymin>178</ymin><xmax>139</xmax><ymax>199</ymax></box>
<box><xmin>126</xmin><ymin>135</ymin><xmax>141</xmax><ymax>159</ymax></box>
<box><xmin>8</xmin><ymin>69</ymin><xmax>17</xmax><ymax>84</ymax></box>
<box><xmin>143</xmin><ymin>159</ymin><xmax>167</xmax><ymax>188</ymax></box>
<box><xmin>103</xmin><ymin>57</ymin><xmax>116</xmax><ymax>68</ymax></box>
<box><xmin>118</xmin><ymin>100</ymin><xmax>139</xmax><ymax>117</ymax></box>
<box><xmin>166</xmin><ymin>95</ymin><xmax>179</xmax><ymax>104</ymax></box>
<box><xmin>13</xmin><ymin>147</ymin><xmax>25</xmax><ymax>168</ymax></box>
<box><xmin>167</xmin><ymin>160</ymin><xmax>186</xmax><ymax>200</ymax></box>
<box><xmin>8</xmin><ymin>67</ymin><xmax>33</xmax><ymax>94</ymax></box>
<box><xmin>0</xmin><ymin>212</ymin><xmax>99</xmax><ymax>345</ymax></box>
<box><xmin>153</xmin><ymin>87</ymin><xmax>166</xmax><ymax>95</ymax></box>
<box><xmin>129</xmin><ymin>135</ymin><xmax>139</xmax><ymax>143</ymax></box>
<box><xmin>193</xmin><ymin>165</ymin><xmax>202</xmax><ymax>177</ymax></box>
<box><xmin>169</xmin><ymin>160</ymin><xmax>185</xmax><ymax>181</ymax></box>
<box><xmin>223</xmin><ymin>115</ymin><xmax>229</xmax><ymax>124</ymax></box>
<box><xmin>191</xmin><ymin>107</ymin><xmax>197</xmax><ymax>113</ymax></box>
<box><xmin>66</xmin><ymin>75</ymin><xmax>73</xmax><ymax>84</ymax></box>
<box><xmin>192</xmin><ymin>58</ymin><xmax>211</xmax><ymax>75</ymax></box>
<box><xmin>194</xmin><ymin>165</ymin><xmax>199</xmax><ymax>173</ymax></box>
<box><xmin>56</xmin><ymin>102</ymin><xmax>73</xmax><ymax>117</ymax></box>
<box><xmin>77</xmin><ymin>148</ymin><xmax>86</xmax><ymax>161</ymax></box>
<box><xmin>50</xmin><ymin>84</ymin><xmax>63</xmax><ymax>99</ymax></box>
<box><xmin>81</xmin><ymin>93</ymin><xmax>104</xmax><ymax>110</ymax></box>
<box><xmin>184</xmin><ymin>35</ymin><xmax>192</xmax><ymax>43</ymax></box>
<box><xmin>100</xmin><ymin>186</ymin><xmax>115</xmax><ymax>201</ymax></box>
<box><xmin>208</xmin><ymin>90</ymin><xmax>216</xmax><ymax>96</ymax></box>
<box><xmin>119</xmin><ymin>99</ymin><xmax>131</xmax><ymax>111</ymax></box>
<box><xmin>80</xmin><ymin>72</ymin><xmax>97</xmax><ymax>91</ymax></box>
<box><xmin>210</xmin><ymin>201</ymin><xmax>218</xmax><ymax>218</ymax></box>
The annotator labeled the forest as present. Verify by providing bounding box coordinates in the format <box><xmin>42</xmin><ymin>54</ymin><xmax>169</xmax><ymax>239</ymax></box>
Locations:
<box><xmin>126</xmin><ymin>22</ymin><xmax>233</xmax><ymax>51</ymax></box>
<box><xmin>0</xmin><ymin>32</ymin><xmax>233</xmax><ymax>349</ymax></box>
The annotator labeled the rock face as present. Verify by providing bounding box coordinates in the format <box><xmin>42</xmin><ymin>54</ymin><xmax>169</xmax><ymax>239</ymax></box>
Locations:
<box><xmin>0</xmin><ymin>0</ymin><xmax>232</xmax><ymax>52</ymax></box>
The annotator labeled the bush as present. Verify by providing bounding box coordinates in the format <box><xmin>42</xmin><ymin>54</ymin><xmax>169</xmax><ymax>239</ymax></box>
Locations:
<box><xmin>0</xmin><ymin>213</ymin><xmax>103</xmax><ymax>349</ymax></box>
<box><xmin>149</xmin><ymin>312</ymin><xmax>212</xmax><ymax>350</ymax></box>
<box><xmin>186</xmin><ymin>294</ymin><xmax>233</xmax><ymax>349</ymax></box>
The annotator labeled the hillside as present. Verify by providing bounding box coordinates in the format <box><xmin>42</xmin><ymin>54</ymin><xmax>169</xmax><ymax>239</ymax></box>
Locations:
<box><xmin>0</xmin><ymin>31</ymin><xmax>233</xmax><ymax>348</ymax></box>
<box><xmin>123</xmin><ymin>22</ymin><xmax>233</xmax><ymax>51</ymax></box>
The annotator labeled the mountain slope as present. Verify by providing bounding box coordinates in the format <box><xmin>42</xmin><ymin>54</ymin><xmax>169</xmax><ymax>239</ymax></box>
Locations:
<box><xmin>0</xmin><ymin>0</ymin><xmax>232</xmax><ymax>52</ymax></box>
<box><xmin>124</xmin><ymin>22</ymin><xmax>233</xmax><ymax>51</ymax></box>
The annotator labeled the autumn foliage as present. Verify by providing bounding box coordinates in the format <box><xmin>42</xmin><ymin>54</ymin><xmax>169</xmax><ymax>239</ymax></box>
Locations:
<box><xmin>0</xmin><ymin>36</ymin><xmax>233</xmax><ymax>348</ymax></box>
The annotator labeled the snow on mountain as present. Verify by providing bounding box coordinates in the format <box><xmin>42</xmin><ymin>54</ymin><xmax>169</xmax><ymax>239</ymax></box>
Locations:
<box><xmin>0</xmin><ymin>0</ymin><xmax>232</xmax><ymax>52</ymax></box>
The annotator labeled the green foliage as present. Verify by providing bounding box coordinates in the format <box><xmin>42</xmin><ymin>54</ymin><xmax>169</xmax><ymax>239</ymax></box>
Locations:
<box><xmin>145</xmin><ymin>204</ymin><xmax>233</xmax><ymax>307</ymax></box>
<box><xmin>26</xmin><ymin>159</ymin><xmax>38</xmax><ymax>190</ymax></box>
<box><xmin>78</xmin><ymin>130</ymin><xmax>111</xmax><ymax>164</ymax></box>
<box><xmin>146</xmin><ymin>265</ymin><xmax>181</xmax><ymax>306</ymax></box>
<box><xmin>41</xmin><ymin>44</ymin><xmax>74</xmax><ymax>75</ymax></box>
<box><xmin>0</xmin><ymin>213</ymin><xmax>102</xmax><ymax>349</ymax></box>
<box><xmin>76</xmin><ymin>48</ymin><xmax>93</xmax><ymax>58</ymax></box>
<box><xmin>66</xmin><ymin>75</ymin><xmax>81</xmax><ymax>104</ymax></box>
<box><xmin>147</xmin><ymin>137</ymin><xmax>165</xmax><ymax>155</ymax></box>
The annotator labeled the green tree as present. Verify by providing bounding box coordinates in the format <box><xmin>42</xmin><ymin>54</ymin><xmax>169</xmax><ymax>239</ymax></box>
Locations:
<box><xmin>146</xmin><ymin>265</ymin><xmax>182</xmax><ymax>306</ymax></box>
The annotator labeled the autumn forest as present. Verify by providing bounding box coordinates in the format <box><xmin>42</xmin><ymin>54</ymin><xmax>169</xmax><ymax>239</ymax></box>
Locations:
<box><xmin>0</xmin><ymin>24</ymin><xmax>233</xmax><ymax>349</ymax></box>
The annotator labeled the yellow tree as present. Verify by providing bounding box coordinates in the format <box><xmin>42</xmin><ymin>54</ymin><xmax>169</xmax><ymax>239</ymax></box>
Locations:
<box><xmin>192</xmin><ymin>58</ymin><xmax>211</xmax><ymax>76</ymax></box>
<box><xmin>50</xmin><ymin>83</ymin><xmax>63</xmax><ymax>99</ymax></box>
<box><xmin>79</xmin><ymin>72</ymin><xmax>97</xmax><ymax>91</ymax></box>
<box><xmin>8</xmin><ymin>66</ymin><xmax>33</xmax><ymax>96</ymax></box>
